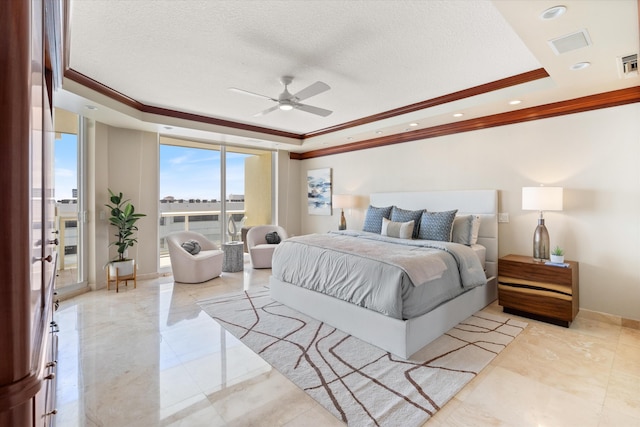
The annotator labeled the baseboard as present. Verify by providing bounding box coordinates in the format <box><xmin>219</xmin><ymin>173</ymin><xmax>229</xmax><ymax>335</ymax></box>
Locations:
<box><xmin>579</xmin><ymin>308</ymin><xmax>640</xmax><ymax>330</ymax></box>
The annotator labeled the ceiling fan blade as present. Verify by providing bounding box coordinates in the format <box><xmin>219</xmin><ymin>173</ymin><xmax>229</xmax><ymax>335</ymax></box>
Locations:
<box><xmin>229</xmin><ymin>87</ymin><xmax>277</xmax><ymax>102</ymax></box>
<box><xmin>293</xmin><ymin>81</ymin><xmax>330</xmax><ymax>102</ymax></box>
<box><xmin>294</xmin><ymin>103</ymin><xmax>333</xmax><ymax>117</ymax></box>
<box><xmin>253</xmin><ymin>104</ymin><xmax>280</xmax><ymax>117</ymax></box>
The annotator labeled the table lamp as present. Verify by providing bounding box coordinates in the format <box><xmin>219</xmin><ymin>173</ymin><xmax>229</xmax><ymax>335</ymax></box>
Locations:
<box><xmin>332</xmin><ymin>194</ymin><xmax>356</xmax><ymax>230</ymax></box>
<box><xmin>522</xmin><ymin>186</ymin><xmax>563</xmax><ymax>260</ymax></box>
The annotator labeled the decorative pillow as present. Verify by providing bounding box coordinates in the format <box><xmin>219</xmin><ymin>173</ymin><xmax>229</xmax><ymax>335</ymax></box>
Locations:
<box><xmin>417</xmin><ymin>209</ymin><xmax>458</xmax><ymax>241</ymax></box>
<box><xmin>381</xmin><ymin>218</ymin><xmax>414</xmax><ymax>239</ymax></box>
<box><xmin>363</xmin><ymin>205</ymin><xmax>393</xmax><ymax>234</ymax></box>
<box><xmin>265</xmin><ymin>231</ymin><xmax>281</xmax><ymax>244</ymax></box>
<box><xmin>390</xmin><ymin>206</ymin><xmax>424</xmax><ymax>239</ymax></box>
<box><xmin>181</xmin><ymin>239</ymin><xmax>201</xmax><ymax>255</ymax></box>
<box><xmin>452</xmin><ymin>215</ymin><xmax>481</xmax><ymax>245</ymax></box>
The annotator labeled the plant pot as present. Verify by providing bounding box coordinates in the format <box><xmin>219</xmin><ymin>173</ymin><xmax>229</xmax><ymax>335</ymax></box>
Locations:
<box><xmin>108</xmin><ymin>259</ymin><xmax>135</xmax><ymax>277</ymax></box>
<box><xmin>550</xmin><ymin>254</ymin><xmax>564</xmax><ymax>263</ymax></box>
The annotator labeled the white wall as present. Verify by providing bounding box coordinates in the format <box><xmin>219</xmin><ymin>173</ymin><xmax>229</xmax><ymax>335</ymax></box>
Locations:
<box><xmin>89</xmin><ymin>124</ymin><xmax>159</xmax><ymax>287</ymax></box>
<box><xmin>277</xmin><ymin>150</ymin><xmax>301</xmax><ymax>236</ymax></box>
<box><xmin>298</xmin><ymin>104</ymin><xmax>640</xmax><ymax>321</ymax></box>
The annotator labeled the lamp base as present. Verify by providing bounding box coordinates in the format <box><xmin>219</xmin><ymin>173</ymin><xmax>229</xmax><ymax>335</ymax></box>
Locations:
<box><xmin>339</xmin><ymin>209</ymin><xmax>347</xmax><ymax>231</ymax></box>
<box><xmin>533</xmin><ymin>218</ymin><xmax>550</xmax><ymax>261</ymax></box>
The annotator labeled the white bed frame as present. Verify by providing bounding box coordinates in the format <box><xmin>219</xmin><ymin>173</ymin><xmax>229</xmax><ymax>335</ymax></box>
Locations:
<box><xmin>270</xmin><ymin>190</ymin><xmax>498</xmax><ymax>359</ymax></box>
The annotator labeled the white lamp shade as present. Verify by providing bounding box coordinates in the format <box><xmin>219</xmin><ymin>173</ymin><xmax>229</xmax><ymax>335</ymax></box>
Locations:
<box><xmin>332</xmin><ymin>194</ymin><xmax>356</xmax><ymax>209</ymax></box>
<box><xmin>522</xmin><ymin>187</ymin><xmax>563</xmax><ymax>211</ymax></box>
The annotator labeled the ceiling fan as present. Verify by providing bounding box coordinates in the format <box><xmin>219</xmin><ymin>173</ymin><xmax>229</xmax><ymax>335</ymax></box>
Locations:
<box><xmin>229</xmin><ymin>76</ymin><xmax>332</xmax><ymax>117</ymax></box>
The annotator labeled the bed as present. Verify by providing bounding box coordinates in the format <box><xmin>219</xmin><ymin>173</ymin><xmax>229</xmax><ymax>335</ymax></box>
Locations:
<box><xmin>270</xmin><ymin>190</ymin><xmax>498</xmax><ymax>359</ymax></box>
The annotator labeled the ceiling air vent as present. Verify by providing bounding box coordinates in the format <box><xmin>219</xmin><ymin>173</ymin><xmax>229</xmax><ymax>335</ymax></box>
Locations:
<box><xmin>548</xmin><ymin>29</ymin><xmax>592</xmax><ymax>55</ymax></box>
<box><xmin>620</xmin><ymin>54</ymin><xmax>638</xmax><ymax>78</ymax></box>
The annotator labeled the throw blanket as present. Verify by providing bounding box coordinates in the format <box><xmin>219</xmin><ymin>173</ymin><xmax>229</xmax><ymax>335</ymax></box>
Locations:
<box><xmin>271</xmin><ymin>232</ymin><xmax>487</xmax><ymax>320</ymax></box>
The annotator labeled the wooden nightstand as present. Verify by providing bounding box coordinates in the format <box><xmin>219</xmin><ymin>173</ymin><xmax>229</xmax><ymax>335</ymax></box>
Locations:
<box><xmin>498</xmin><ymin>254</ymin><xmax>579</xmax><ymax>327</ymax></box>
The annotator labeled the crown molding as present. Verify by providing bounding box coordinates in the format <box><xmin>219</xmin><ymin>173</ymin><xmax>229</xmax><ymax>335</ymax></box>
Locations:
<box><xmin>63</xmin><ymin>68</ymin><xmax>302</xmax><ymax>139</ymax></box>
<box><xmin>291</xmin><ymin>86</ymin><xmax>640</xmax><ymax>160</ymax></box>
<box><xmin>302</xmin><ymin>68</ymin><xmax>549</xmax><ymax>139</ymax></box>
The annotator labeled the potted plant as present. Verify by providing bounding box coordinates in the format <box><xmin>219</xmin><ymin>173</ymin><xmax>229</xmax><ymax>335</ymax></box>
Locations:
<box><xmin>105</xmin><ymin>189</ymin><xmax>146</xmax><ymax>277</ymax></box>
<box><xmin>550</xmin><ymin>246</ymin><xmax>564</xmax><ymax>263</ymax></box>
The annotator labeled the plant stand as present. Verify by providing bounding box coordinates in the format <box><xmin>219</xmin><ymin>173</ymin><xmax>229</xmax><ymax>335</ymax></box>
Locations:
<box><xmin>107</xmin><ymin>261</ymin><xmax>137</xmax><ymax>293</ymax></box>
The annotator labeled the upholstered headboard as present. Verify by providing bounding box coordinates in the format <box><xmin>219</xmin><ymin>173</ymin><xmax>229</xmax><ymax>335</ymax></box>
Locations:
<box><xmin>369</xmin><ymin>190</ymin><xmax>499</xmax><ymax>282</ymax></box>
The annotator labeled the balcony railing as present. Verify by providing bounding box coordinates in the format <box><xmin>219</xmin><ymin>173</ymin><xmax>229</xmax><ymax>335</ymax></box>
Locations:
<box><xmin>159</xmin><ymin>209</ymin><xmax>246</xmax><ymax>256</ymax></box>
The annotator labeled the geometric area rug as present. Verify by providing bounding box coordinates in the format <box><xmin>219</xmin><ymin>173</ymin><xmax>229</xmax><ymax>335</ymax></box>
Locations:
<box><xmin>198</xmin><ymin>288</ymin><xmax>526</xmax><ymax>427</ymax></box>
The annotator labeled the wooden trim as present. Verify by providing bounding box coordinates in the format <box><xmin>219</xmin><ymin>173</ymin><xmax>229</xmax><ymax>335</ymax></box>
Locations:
<box><xmin>63</xmin><ymin>68</ymin><xmax>301</xmax><ymax>139</ymax></box>
<box><xmin>302</xmin><ymin>68</ymin><xmax>549</xmax><ymax>139</ymax></box>
<box><xmin>64</xmin><ymin>68</ymin><xmax>142</xmax><ymax>109</ymax></box>
<box><xmin>63</xmin><ymin>67</ymin><xmax>547</xmax><ymax>143</ymax></box>
<box><xmin>295</xmin><ymin>86</ymin><xmax>640</xmax><ymax>160</ymax></box>
<box><xmin>0</xmin><ymin>373</ymin><xmax>42</xmax><ymax>413</ymax></box>
<box><xmin>0</xmin><ymin>0</ymin><xmax>33</xmax><ymax>384</ymax></box>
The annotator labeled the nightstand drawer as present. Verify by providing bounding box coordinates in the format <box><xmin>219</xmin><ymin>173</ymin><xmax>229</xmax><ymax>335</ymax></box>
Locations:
<box><xmin>498</xmin><ymin>283</ymin><xmax>573</xmax><ymax>322</ymax></box>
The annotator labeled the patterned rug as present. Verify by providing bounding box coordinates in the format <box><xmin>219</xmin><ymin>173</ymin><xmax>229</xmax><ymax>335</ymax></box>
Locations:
<box><xmin>198</xmin><ymin>288</ymin><xmax>526</xmax><ymax>427</ymax></box>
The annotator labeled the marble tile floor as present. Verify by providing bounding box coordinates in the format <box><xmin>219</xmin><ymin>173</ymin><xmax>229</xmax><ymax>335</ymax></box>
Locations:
<box><xmin>55</xmin><ymin>259</ymin><xmax>640</xmax><ymax>427</ymax></box>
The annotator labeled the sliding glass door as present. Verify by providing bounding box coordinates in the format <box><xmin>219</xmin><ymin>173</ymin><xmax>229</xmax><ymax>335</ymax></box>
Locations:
<box><xmin>159</xmin><ymin>137</ymin><xmax>273</xmax><ymax>268</ymax></box>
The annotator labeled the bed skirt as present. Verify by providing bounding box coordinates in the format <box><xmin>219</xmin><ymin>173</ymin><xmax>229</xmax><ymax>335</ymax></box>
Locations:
<box><xmin>270</xmin><ymin>276</ymin><xmax>498</xmax><ymax>359</ymax></box>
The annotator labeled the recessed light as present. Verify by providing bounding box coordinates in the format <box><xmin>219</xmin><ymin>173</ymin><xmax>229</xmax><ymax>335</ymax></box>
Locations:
<box><xmin>509</xmin><ymin>100</ymin><xmax>522</xmax><ymax>105</ymax></box>
<box><xmin>347</xmin><ymin>137</ymin><xmax>353</xmax><ymax>140</ymax></box>
<box><xmin>375</xmin><ymin>131</ymin><xmax>383</xmax><ymax>135</ymax></box>
<box><xmin>409</xmin><ymin>122</ymin><xmax>419</xmax><ymax>127</ymax></box>
<box><xmin>453</xmin><ymin>113</ymin><xmax>464</xmax><ymax>118</ymax></box>
<box><xmin>570</xmin><ymin>61</ymin><xmax>591</xmax><ymax>70</ymax></box>
<box><xmin>540</xmin><ymin>5</ymin><xmax>566</xmax><ymax>20</ymax></box>
<box><xmin>85</xmin><ymin>105</ymin><xmax>98</xmax><ymax>110</ymax></box>
<box><xmin>163</xmin><ymin>126</ymin><xmax>173</xmax><ymax>130</ymax></box>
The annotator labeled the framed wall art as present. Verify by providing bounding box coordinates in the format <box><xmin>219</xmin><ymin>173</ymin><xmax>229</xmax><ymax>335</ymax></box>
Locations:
<box><xmin>307</xmin><ymin>168</ymin><xmax>332</xmax><ymax>215</ymax></box>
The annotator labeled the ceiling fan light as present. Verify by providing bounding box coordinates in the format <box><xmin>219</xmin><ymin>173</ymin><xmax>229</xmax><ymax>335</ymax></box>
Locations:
<box><xmin>279</xmin><ymin>103</ymin><xmax>294</xmax><ymax>111</ymax></box>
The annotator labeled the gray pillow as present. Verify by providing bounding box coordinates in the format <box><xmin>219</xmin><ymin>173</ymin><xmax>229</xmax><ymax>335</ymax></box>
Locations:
<box><xmin>417</xmin><ymin>210</ymin><xmax>458</xmax><ymax>241</ymax></box>
<box><xmin>390</xmin><ymin>206</ymin><xmax>424</xmax><ymax>239</ymax></box>
<box><xmin>181</xmin><ymin>239</ymin><xmax>201</xmax><ymax>255</ymax></box>
<box><xmin>363</xmin><ymin>205</ymin><xmax>392</xmax><ymax>234</ymax></box>
<box><xmin>452</xmin><ymin>215</ymin><xmax>481</xmax><ymax>245</ymax></box>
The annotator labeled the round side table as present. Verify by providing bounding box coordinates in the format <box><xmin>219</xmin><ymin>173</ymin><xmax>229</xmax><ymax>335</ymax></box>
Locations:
<box><xmin>222</xmin><ymin>241</ymin><xmax>244</xmax><ymax>272</ymax></box>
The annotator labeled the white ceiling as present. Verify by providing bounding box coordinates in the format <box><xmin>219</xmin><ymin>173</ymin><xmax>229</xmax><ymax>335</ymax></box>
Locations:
<box><xmin>58</xmin><ymin>0</ymin><xmax>639</xmax><ymax>153</ymax></box>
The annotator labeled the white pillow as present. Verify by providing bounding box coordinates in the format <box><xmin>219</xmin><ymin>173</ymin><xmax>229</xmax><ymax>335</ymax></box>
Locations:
<box><xmin>381</xmin><ymin>217</ymin><xmax>414</xmax><ymax>239</ymax></box>
<box><xmin>452</xmin><ymin>215</ymin><xmax>481</xmax><ymax>245</ymax></box>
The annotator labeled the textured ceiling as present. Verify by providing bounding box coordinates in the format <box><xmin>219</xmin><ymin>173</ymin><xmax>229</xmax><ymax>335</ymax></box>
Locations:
<box><xmin>60</xmin><ymin>0</ymin><xmax>639</xmax><ymax>152</ymax></box>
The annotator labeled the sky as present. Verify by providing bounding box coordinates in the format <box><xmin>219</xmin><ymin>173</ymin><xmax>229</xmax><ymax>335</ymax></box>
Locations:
<box><xmin>160</xmin><ymin>145</ymin><xmax>248</xmax><ymax>200</ymax></box>
<box><xmin>54</xmin><ymin>135</ymin><xmax>248</xmax><ymax>201</ymax></box>
<box><xmin>54</xmin><ymin>133</ymin><xmax>78</xmax><ymax>200</ymax></box>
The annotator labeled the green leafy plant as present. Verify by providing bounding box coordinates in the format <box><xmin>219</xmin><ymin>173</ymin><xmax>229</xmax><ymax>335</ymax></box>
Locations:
<box><xmin>106</xmin><ymin>189</ymin><xmax>146</xmax><ymax>262</ymax></box>
<box><xmin>552</xmin><ymin>246</ymin><xmax>564</xmax><ymax>256</ymax></box>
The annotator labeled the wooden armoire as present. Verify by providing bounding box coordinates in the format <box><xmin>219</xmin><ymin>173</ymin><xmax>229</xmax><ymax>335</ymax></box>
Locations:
<box><xmin>0</xmin><ymin>1</ymin><xmax>63</xmax><ymax>425</ymax></box>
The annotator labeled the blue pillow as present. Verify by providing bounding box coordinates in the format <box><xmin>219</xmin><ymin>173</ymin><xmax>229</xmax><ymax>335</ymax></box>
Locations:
<box><xmin>390</xmin><ymin>206</ymin><xmax>424</xmax><ymax>239</ymax></box>
<box><xmin>417</xmin><ymin>210</ymin><xmax>458</xmax><ymax>241</ymax></box>
<box><xmin>363</xmin><ymin>205</ymin><xmax>392</xmax><ymax>234</ymax></box>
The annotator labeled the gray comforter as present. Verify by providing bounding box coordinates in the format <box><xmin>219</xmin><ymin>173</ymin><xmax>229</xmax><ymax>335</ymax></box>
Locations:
<box><xmin>271</xmin><ymin>231</ymin><xmax>487</xmax><ymax>320</ymax></box>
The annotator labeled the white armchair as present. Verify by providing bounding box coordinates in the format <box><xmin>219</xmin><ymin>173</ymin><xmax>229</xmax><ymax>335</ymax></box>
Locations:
<box><xmin>166</xmin><ymin>231</ymin><xmax>224</xmax><ymax>283</ymax></box>
<box><xmin>246</xmin><ymin>225</ymin><xmax>288</xmax><ymax>269</ymax></box>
